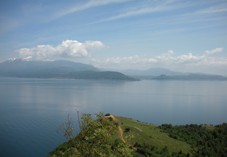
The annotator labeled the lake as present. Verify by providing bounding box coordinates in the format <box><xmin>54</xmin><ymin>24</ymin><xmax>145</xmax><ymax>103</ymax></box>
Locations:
<box><xmin>0</xmin><ymin>78</ymin><xmax>227</xmax><ymax>157</ymax></box>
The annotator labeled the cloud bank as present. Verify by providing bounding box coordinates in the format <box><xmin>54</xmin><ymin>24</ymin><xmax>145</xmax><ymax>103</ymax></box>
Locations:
<box><xmin>17</xmin><ymin>42</ymin><xmax>227</xmax><ymax>74</ymax></box>
<box><xmin>18</xmin><ymin>40</ymin><xmax>104</xmax><ymax>60</ymax></box>
<box><xmin>93</xmin><ymin>48</ymin><xmax>227</xmax><ymax>68</ymax></box>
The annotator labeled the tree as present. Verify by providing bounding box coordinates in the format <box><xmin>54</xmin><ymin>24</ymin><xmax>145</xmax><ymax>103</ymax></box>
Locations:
<box><xmin>57</xmin><ymin>114</ymin><xmax>74</xmax><ymax>140</ymax></box>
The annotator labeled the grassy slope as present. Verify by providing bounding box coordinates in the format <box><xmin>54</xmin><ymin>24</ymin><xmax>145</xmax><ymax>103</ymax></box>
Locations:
<box><xmin>50</xmin><ymin>116</ymin><xmax>192</xmax><ymax>156</ymax></box>
<box><xmin>118</xmin><ymin>117</ymin><xmax>191</xmax><ymax>154</ymax></box>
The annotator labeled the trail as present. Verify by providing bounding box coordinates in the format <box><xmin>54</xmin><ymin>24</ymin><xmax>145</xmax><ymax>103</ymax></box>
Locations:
<box><xmin>118</xmin><ymin>126</ymin><xmax>126</xmax><ymax>143</ymax></box>
<box><xmin>104</xmin><ymin>114</ymin><xmax>126</xmax><ymax>143</ymax></box>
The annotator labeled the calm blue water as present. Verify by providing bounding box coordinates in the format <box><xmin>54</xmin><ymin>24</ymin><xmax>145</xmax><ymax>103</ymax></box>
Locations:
<box><xmin>0</xmin><ymin>78</ymin><xmax>227</xmax><ymax>157</ymax></box>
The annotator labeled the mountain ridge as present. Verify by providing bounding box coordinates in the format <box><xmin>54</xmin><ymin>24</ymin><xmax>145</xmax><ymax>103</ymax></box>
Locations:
<box><xmin>120</xmin><ymin>68</ymin><xmax>227</xmax><ymax>80</ymax></box>
<box><xmin>1</xmin><ymin>59</ymin><xmax>226</xmax><ymax>81</ymax></box>
<box><xmin>0</xmin><ymin>59</ymin><xmax>136</xmax><ymax>81</ymax></box>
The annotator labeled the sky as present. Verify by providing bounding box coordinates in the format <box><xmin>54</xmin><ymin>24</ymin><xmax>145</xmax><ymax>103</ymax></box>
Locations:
<box><xmin>0</xmin><ymin>0</ymin><xmax>227</xmax><ymax>74</ymax></box>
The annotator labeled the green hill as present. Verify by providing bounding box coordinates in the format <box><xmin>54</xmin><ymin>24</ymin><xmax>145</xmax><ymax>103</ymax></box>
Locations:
<box><xmin>49</xmin><ymin>113</ymin><xmax>226</xmax><ymax>157</ymax></box>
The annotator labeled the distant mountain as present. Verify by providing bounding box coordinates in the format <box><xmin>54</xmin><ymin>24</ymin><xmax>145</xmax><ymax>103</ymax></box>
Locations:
<box><xmin>151</xmin><ymin>73</ymin><xmax>227</xmax><ymax>81</ymax></box>
<box><xmin>121</xmin><ymin>68</ymin><xmax>227</xmax><ymax>80</ymax></box>
<box><xmin>0</xmin><ymin>59</ymin><xmax>136</xmax><ymax>81</ymax></box>
<box><xmin>121</xmin><ymin>68</ymin><xmax>182</xmax><ymax>76</ymax></box>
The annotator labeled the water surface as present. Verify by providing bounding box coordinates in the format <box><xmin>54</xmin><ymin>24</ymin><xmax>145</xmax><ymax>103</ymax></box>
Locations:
<box><xmin>0</xmin><ymin>78</ymin><xmax>226</xmax><ymax>157</ymax></box>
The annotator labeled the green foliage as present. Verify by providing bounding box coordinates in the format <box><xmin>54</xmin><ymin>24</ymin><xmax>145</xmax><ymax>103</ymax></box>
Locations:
<box><xmin>50</xmin><ymin>113</ymin><xmax>133</xmax><ymax>157</ymax></box>
<box><xmin>51</xmin><ymin>114</ymin><xmax>226</xmax><ymax>157</ymax></box>
<box><xmin>160</xmin><ymin>123</ymin><xmax>227</xmax><ymax>157</ymax></box>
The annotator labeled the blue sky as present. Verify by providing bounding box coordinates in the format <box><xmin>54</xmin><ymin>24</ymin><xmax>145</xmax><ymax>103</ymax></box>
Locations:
<box><xmin>0</xmin><ymin>0</ymin><xmax>227</xmax><ymax>74</ymax></box>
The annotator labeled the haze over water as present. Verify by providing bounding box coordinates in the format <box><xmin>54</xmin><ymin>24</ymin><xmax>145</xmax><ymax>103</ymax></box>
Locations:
<box><xmin>0</xmin><ymin>78</ymin><xmax>226</xmax><ymax>157</ymax></box>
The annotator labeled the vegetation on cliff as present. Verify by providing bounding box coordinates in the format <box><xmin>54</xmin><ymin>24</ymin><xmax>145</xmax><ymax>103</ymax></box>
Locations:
<box><xmin>49</xmin><ymin>113</ymin><xmax>226</xmax><ymax>157</ymax></box>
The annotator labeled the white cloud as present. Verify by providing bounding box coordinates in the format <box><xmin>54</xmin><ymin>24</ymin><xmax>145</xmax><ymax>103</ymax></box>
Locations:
<box><xmin>175</xmin><ymin>53</ymin><xmax>202</xmax><ymax>64</ymax></box>
<box><xmin>93</xmin><ymin>48</ymin><xmax>227</xmax><ymax>69</ymax></box>
<box><xmin>54</xmin><ymin>0</ymin><xmax>130</xmax><ymax>19</ymax></box>
<box><xmin>204</xmin><ymin>48</ymin><xmax>223</xmax><ymax>56</ymax></box>
<box><xmin>18</xmin><ymin>40</ymin><xmax>104</xmax><ymax>60</ymax></box>
<box><xmin>94</xmin><ymin>0</ymin><xmax>190</xmax><ymax>23</ymax></box>
<box><xmin>105</xmin><ymin>55</ymin><xmax>157</xmax><ymax>64</ymax></box>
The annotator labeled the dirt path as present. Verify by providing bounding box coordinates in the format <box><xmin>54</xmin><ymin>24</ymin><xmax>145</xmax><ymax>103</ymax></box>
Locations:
<box><xmin>118</xmin><ymin>126</ymin><xmax>126</xmax><ymax>143</ymax></box>
<box><xmin>104</xmin><ymin>114</ymin><xmax>126</xmax><ymax>143</ymax></box>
